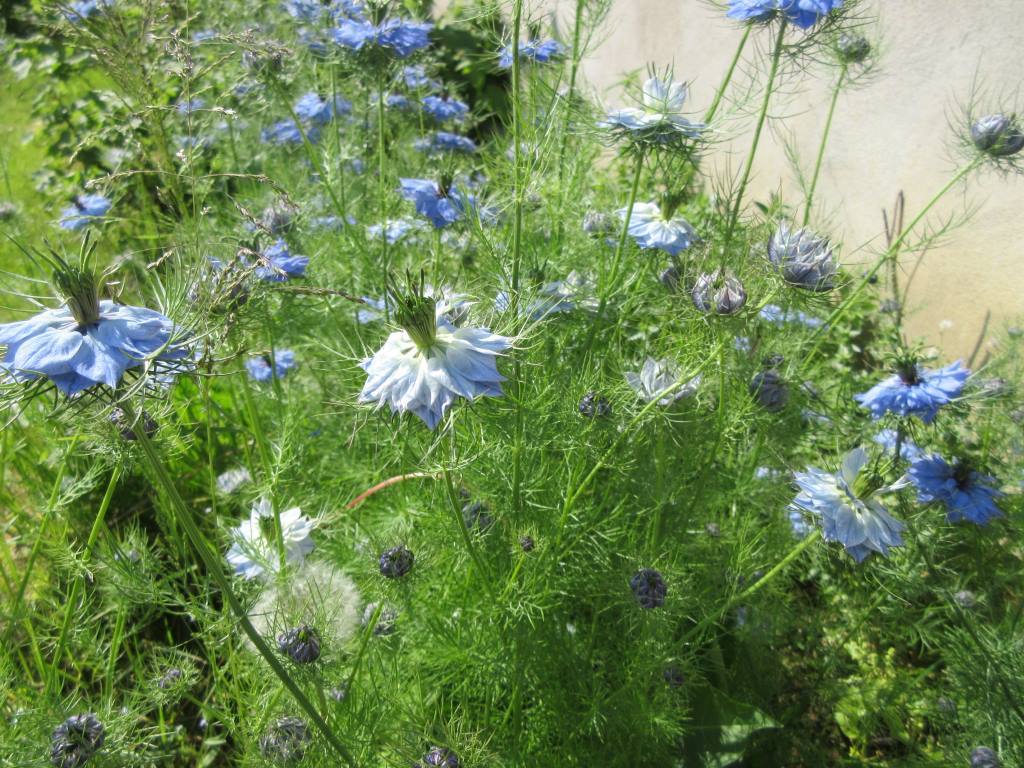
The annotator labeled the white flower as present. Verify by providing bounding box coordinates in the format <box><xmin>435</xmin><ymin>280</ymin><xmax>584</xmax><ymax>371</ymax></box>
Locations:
<box><xmin>790</xmin><ymin>448</ymin><xmax>908</xmax><ymax>563</ymax></box>
<box><xmin>248</xmin><ymin>561</ymin><xmax>361</xmax><ymax>649</ymax></box>
<box><xmin>216</xmin><ymin>467</ymin><xmax>252</xmax><ymax>494</ymax></box>
<box><xmin>625</xmin><ymin>357</ymin><xmax>702</xmax><ymax>406</ymax></box>
<box><xmin>601</xmin><ymin>76</ymin><xmax>704</xmax><ymax>141</ymax></box>
<box><xmin>642</xmin><ymin>76</ymin><xmax>687</xmax><ymax>112</ymax></box>
<box><xmin>359</xmin><ymin>297</ymin><xmax>511</xmax><ymax>429</ymax></box>
<box><xmin>226</xmin><ymin>497</ymin><xmax>315</xmax><ymax>580</ymax></box>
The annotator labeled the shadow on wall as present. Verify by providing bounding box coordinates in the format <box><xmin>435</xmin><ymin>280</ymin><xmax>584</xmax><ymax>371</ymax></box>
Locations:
<box><xmin>439</xmin><ymin>0</ymin><xmax>1024</xmax><ymax>359</ymax></box>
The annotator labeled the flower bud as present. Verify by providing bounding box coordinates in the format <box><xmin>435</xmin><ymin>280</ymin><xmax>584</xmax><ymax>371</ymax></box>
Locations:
<box><xmin>971</xmin><ymin>114</ymin><xmax>1024</xmax><ymax>157</ymax></box>
<box><xmin>51</xmin><ymin>714</ymin><xmax>105</xmax><ymax>768</ymax></box>
<box><xmin>578</xmin><ymin>391</ymin><xmax>612</xmax><ymax>418</ymax></box>
<box><xmin>691</xmin><ymin>269</ymin><xmax>747</xmax><ymax>315</ymax></box>
<box><xmin>423</xmin><ymin>746</ymin><xmax>460</xmax><ymax>767</ymax></box>
<box><xmin>157</xmin><ymin>667</ymin><xmax>183</xmax><ymax>690</ymax></box>
<box><xmin>663</xmin><ymin>666</ymin><xmax>685</xmax><ymax>688</ymax></box>
<box><xmin>750</xmin><ymin>369</ymin><xmax>789</xmax><ymax>412</ymax></box>
<box><xmin>110</xmin><ymin>407</ymin><xmax>158</xmax><ymax>441</ymax></box>
<box><xmin>630</xmin><ymin>568</ymin><xmax>667</xmax><ymax>609</ymax></box>
<box><xmin>954</xmin><ymin>589</ymin><xmax>977</xmax><ymax>609</ymax></box>
<box><xmin>971</xmin><ymin>747</ymin><xmax>1001</xmax><ymax>768</ymax></box>
<box><xmin>461</xmin><ymin>500</ymin><xmax>493</xmax><ymax>531</ymax></box>
<box><xmin>582</xmin><ymin>211</ymin><xmax>615</xmax><ymax>237</ymax></box>
<box><xmin>259</xmin><ymin>717</ymin><xmax>310</xmax><ymax>765</ymax></box>
<box><xmin>767</xmin><ymin>223</ymin><xmax>837</xmax><ymax>292</ymax></box>
<box><xmin>836</xmin><ymin>34</ymin><xmax>871</xmax><ymax>64</ymax></box>
<box><xmin>277</xmin><ymin>624</ymin><xmax>322</xmax><ymax>663</ymax></box>
<box><xmin>659</xmin><ymin>265</ymin><xmax>681</xmax><ymax>291</ymax></box>
<box><xmin>379</xmin><ymin>545</ymin><xmax>415</xmax><ymax>579</ymax></box>
<box><xmin>362</xmin><ymin>602</ymin><xmax>398</xmax><ymax>635</ymax></box>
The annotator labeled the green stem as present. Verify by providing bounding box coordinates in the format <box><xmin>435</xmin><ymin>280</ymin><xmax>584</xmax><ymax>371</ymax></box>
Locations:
<box><xmin>509</xmin><ymin>0</ymin><xmax>526</xmax><ymax>515</ymax></box>
<box><xmin>443</xmin><ymin>433</ymin><xmax>495</xmax><ymax>599</ymax></box>
<box><xmin>377</xmin><ymin>72</ymin><xmax>390</xmax><ymax>277</ymax></box>
<box><xmin>49</xmin><ymin>465</ymin><xmax>121</xmax><ymax>690</ymax></box>
<box><xmin>556</xmin><ymin>0</ymin><xmax>587</xmax><ymax>186</ymax></box>
<box><xmin>122</xmin><ymin>403</ymin><xmax>357</xmax><ymax>767</ymax></box>
<box><xmin>802</xmin><ymin>65</ymin><xmax>845</xmax><ymax>227</ymax></box>
<box><xmin>802</xmin><ymin>159</ymin><xmax>981</xmax><ymax>362</ymax></box>
<box><xmin>580</xmin><ymin>147</ymin><xmax>646</xmax><ymax>358</ymax></box>
<box><xmin>680</xmin><ymin>530</ymin><xmax>820</xmax><ymax>646</ymax></box>
<box><xmin>723</xmin><ymin>19</ymin><xmax>787</xmax><ymax>250</ymax></box>
<box><xmin>703</xmin><ymin>25</ymin><xmax>752</xmax><ymax>124</ymax></box>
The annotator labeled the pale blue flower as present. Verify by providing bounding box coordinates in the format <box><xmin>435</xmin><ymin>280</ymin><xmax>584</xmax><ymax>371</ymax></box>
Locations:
<box><xmin>601</xmin><ymin>76</ymin><xmax>704</xmax><ymax>143</ymax></box>
<box><xmin>226</xmin><ymin>498</ymin><xmax>315</xmax><ymax>580</ymax></box>
<box><xmin>359</xmin><ymin>297</ymin><xmax>511</xmax><ymax>429</ymax></box>
<box><xmin>625</xmin><ymin>358</ymin><xmax>701</xmax><ymax>406</ymax></box>
<box><xmin>855</xmin><ymin>360</ymin><xmax>970</xmax><ymax>423</ymax></box>
<box><xmin>0</xmin><ymin>300</ymin><xmax>188</xmax><ymax>396</ymax></box>
<box><xmin>790</xmin><ymin>447</ymin><xmax>906</xmax><ymax>563</ymax></box>
<box><xmin>332</xmin><ymin>17</ymin><xmax>432</xmax><ymax>58</ymax></box>
<box><xmin>872</xmin><ymin>429</ymin><xmax>924</xmax><ymax>463</ymax></box>
<box><xmin>422</xmin><ymin>95</ymin><xmax>469</xmax><ymax>122</ymax></box>
<box><xmin>175</xmin><ymin>97</ymin><xmax>205</xmax><ymax>115</ymax></box>
<box><xmin>245</xmin><ymin>349</ymin><xmax>296</xmax><ymax>382</ymax></box>
<box><xmin>414</xmin><ymin>131</ymin><xmax>477</xmax><ymax>155</ymax></box>
<box><xmin>498</xmin><ymin>39</ymin><xmax>565</xmax><ymax>69</ymax></box>
<box><xmin>909</xmin><ymin>455</ymin><xmax>1004</xmax><ymax>526</ymax></box>
<box><xmin>620</xmin><ymin>202</ymin><xmax>696</xmax><ymax>256</ymax></box>
<box><xmin>294</xmin><ymin>92</ymin><xmax>351</xmax><ymax>125</ymax></box>
<box><xmin>64</xmin><ymin>0</ymin><xmax>112</xmax><ymax>22</ymax></box>
<box><xmin>403</xmin><ymin>65</ymin><xmax>440</xmax><ymax>90</ymax></box>
<box><xmin>367</xmin><ymin>218</ymin><xmax>423</xmax><ymax>245</ymax></box>
<box><xmin>727</xmin><ymin>0</ymin><xmax>843</xmax><ymax>29</ymax></box>
<box><xmin>256</xmin><ymin>240</ymin><xmax>309</xmax><ymax>282</ymax></box>
<box><xmin>495</xmin><ymin>272</ymin><xmax>598</xmax><ymax>321</ymax></box>
<box><xmin>399</xmin><ymin>178</ymin><xmax>468</xmax><ymax>229</ymax></box>
<box><xmin>261</xmin><ymin>119</ymin><xmax>313</xmax><ymax>146</ymax></box>
<box><xmin>758</xmin><ymin>304</ymin><xmax>824</xmax><ymax>329</ymax></box>
<box><xmin>59</xmin><ymin>194</ymin><xmax>111</xmax><ymax>230</ymax></box>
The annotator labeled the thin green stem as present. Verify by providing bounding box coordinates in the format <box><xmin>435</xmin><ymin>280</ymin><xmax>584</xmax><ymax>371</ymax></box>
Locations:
<box><xmin>122</xmin><ymin>402</ymin><xmax>357</xmax><ymax>767</ymax></box>
<box><xmin>443</xmin><ymin>431</ymin><xmax>495</xmax><ymax>599</ymax></box>
<box><xmin>377</xmin><ymin>72</ymin><xmax>390</xmax><ymax>276</ymax></box>
<box><xmin>703</xmin><ymin>25</ymin><xmax>752</xmax><ymax>124</ymax></box>
<box><xmin>509</xmin><ymin>0</ymin><xmax>526</xmax><ymax>515</ymax></box>
<box><xmin>723</xmin><ymin>19</ymin><xmax>787</xmax><ymax>250</ymax></box>
<box><xmin>802</xmin><ymin>65</ymin><xmax>846</xmax><ymax>227</ymax></box>
<box><xmin>680</xmin><ymin>530</ymin><xmax>820</xmax><ymax>646</ymax></box>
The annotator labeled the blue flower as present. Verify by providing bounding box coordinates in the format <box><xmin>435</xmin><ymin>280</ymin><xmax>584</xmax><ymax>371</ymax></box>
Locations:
<box><xmin>620</xmin><ymin>202</ymin><xmax>696</xmax><ymax>256</ymax></box>
<box><xmin>359</xmin><ymin>294</ymin><xmax>511</xmax><ymax>429</ymax></box>
<box><xmin>872</xmin><ymin>429</ymin><xmax>924</xmax><ymax>463</ymax></box>
<box><xmin>727</xmin><ymin>0</ymin><xmax>843</xmax><ymax>29</ymax></box>
<box><xmin>261</xmin><ymin>119</ymin><xmax>314</xmax><ymax>146</ymax></box>
<box><xmin>294</xmin><ymin>92</ymin><xmax>352</xmax><ymax>125</ymax></box>
<box><xmin>64</xmin><ymin>0</ymin><xmax>112</xmax><ymax>22</ymax></box>
<box><xmin>758</xmin><ymin>303</ymin><xmax>824</xmax><ymax>329</ymax></box>
<box><xmin>909</xmin><ymin>455</ymin><xmax>1004</xmax><ymax>526</ymax></box>
<box><xmin>414</xmin><ymin>131</ymin><xmax>478</xmax><ymax>155</ymax></box>
<box><xmin>256</xmin><ymin>240</ymin><xmax>309</xmax><ymax>282</ymax></box>
<box><xmin>498</xmin><ymin>39</ymin><xmax>565</xmax><ymax>69</ymax></box>
<box><xmin>245</xmin><ymin>349</ymin><xmax>297</xmax><ymax>382</ymax></box>
<box><xmin>402</xmin><ymin>65</ymin><xmax>440</xmax><ymax>90</ymax></box>
<box><xmin>332</xmin><ymin>17</ymin><xmax>432</xmax><ymax>58</ymax></box>
<box><xmin>422</xmin><ymin>95</ymin><xmax>469</xmax><ymax>122</ymax></box>
<box><xmin>0</xmin><ymin>300</ymin><xmax>188</xmax><ymax>396</ymax></box>
<box><xmin>192</xmin><ymin>29</ymin><xmax>217</xmax><ymax>42</ymax></box>
<box><xmin>399</xmin><ymin>178</ymin><xmax>469</xmax><ymax>229</ymax></box>
<box><xmin>176</xmin><ymin>97</ymin><xmax>205</xmax><ymax>115</ymax></box>
<box><xmin>385</xmin><ymin>93</ymin><xmax>413</xmax><ymax>111</ymax></box>
<box><xmin>367</xmin><ymin>218</ymin><xmax>423</xmax><ymax>245</ymax></box>
<box><xmin>855</xmin><ymin>360</ymin><xmax>970</xmax><ymax>423</ymax></box>
<box><xmin>601</xmin><ymin>76</ymin><xmax>704</xmax><ymax>144</ymax></box>
<box><xmin>283</xmin><ymin>0</ymin><xmax>326</xmax><ymax>21</ymax></box>
<box><xmin>791</xmin><ymin>448</ymin><xmax>906</xmax><ymax>563</ymax></box>
<box><xmin>59</xmin><ymin>194</ymin><xmax>111</xmax><ymax>231</ymax></box>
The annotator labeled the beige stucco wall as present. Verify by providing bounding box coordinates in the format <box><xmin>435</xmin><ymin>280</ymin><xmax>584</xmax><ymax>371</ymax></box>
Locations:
<box><xmin>440</xmin><ymin>0</ymin><xmax>1024</xmax><ymax>358</ymax></box>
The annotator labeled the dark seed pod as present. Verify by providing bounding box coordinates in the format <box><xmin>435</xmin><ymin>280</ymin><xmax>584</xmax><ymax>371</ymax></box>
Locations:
<box><xmin>578</xmin><ymin>391</ymin><xmax>612</xmax><ymax>418</ymax></box>
<box><xmin>659</xmin><ymin>265</ymin><xmax>681</xmax><ymax>291</ymax></box>
<box><xmin>50</xmin><ymin>713</ymin><xmax>105</xmax><ymax>768</ymax></box>
<box><xmin>519</xmin><ymin>535</ymin><xmax>535</xmax><ymax>552</ymax></box>
<box><xmin>691</xmin><ymin>269</ymin><xmax>747</xmax><ymax>315</ymax></box>
<box><xmin>762</xmin><ymin>353</ymin><xmax>785</xmax><ymax>369</ymax></box>
<box><xmin>259</xmin><ymin>717</ymin><xmax>311</xmax><ymax>765</ymax></box>
<box><xmin>277</xmin><ymin>625</ymin><xmax>322</xmax><ymax>664</ymax></box>
<box><xmin>157</xmin><ymin>667</ymin><xmax>183</xmax><ymax>690</ymax></box>
<box><xmin>971</xmin><ymin>747</ymin><xmax>1001</xmax><ymax>768</ymax></box>
<box><xmin>461</xmin><ymin>500</ymin><xmax>493</xmax><ymax>532</ymax></box>
<box><xmin>379</xmin><ymin>545</ymin><xmax>414</xmax><ymax>579</ymax></box>
<box><xmin>971</xmin><ymin>114</ymin><xmax>1024</xmax><ymax>157</ymax></box>
<box><xmin>423</xmin><ymin>746</ymin><xmax>460</xmax><ymax>767</ymax></box>
<box><xmin>630</xmin><ymin>568</ymin><xmax>667</xmax><ymax>609</ymax></box>
<box><xmin>110</xmin><ymin>407</ymin><xmax>158</xmax><ymax>441</ymax></box>
<box><xmin>750</xmin><ymin>370</ymin><xmax>789</xmax><ymax>412</ymax></box>
<box><xmin>663</xmin><ymin>666</ymin><xmax>685</xmax><ymax>688</ymax></box>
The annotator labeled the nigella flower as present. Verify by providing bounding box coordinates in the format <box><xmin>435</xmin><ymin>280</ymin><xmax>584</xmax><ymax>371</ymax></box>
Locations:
<box><xmin>256</xmin><ymin>239</ymin><xmax>309</xmax><ymax>282</ymax></box>
<box><xmin>261</xmin><ymin>118</ymin><xmax>312</xmax><ymax>146</ymax></box>
<box><xmin>403</xmin><ymin>64</ymin><xmax>440</xmax><ymax>90</ymax></box>
<box><xmin>790</xmin><ymin>447</ymin><xmax>906</xmax><ymax>563</ymax></box>
<box><xmin>621</xmin><ymin>202</ymin><xmax>697</xmax><ymax>256</ymax></box>
<box><xmin>625</xmin><ymin>357</ymin><xmax>701</xmax><ymax>406</ymax></box>
<box><xmin>283</xmin><ymin>0</ymin><xmax>327</xmax><ymax>21</ymax></box>
<box><xmin>332</xmin><ymin>17</ymin><xmax>433</xmax><ymax>58</ymax></box>
<box><xmin>854</xmin><ymin>360</ymin><xmax>970</xmax><ymax>423</ymax></box>
<box><xmin>245</xmin><ymin>349</ymin><xmax>297</xmax><ymax>382</ymax></box>
<box><xmin>63</xmin><ymin>0</ymin><xmax>112</xmax><ymax>22</ymax></box>
<box><xmin>59</xmin><ymin>194</ymin><xmax>111</xmax><ymax>231</ymax></box>
<box><xmin>498</xmin><ymin>39</ymin><xmax>565</xmax><ymax>69</ymax></box>
<box><xmin>51</xmin><ymin>713</ymin><xmax>105</xmax><ymax>768</ymax></box>
<box><xmin>766</xmin><ymin>223</ymin><xmax>837</xmax><ymax>291</ymax></box>
<box><xmin>414</xmin><ymin>131</ymin><xmax>478</xmax><ymax>155</ymax></box>
<box><xmin>175</xmin><ymin>97</ymin><xmax>205</xmax><ymax>115</ymax></box>
<box><xmin>495</xmin><ymin>271</ymin><xmax>598</xmax><ymax>320</ymax></box>
<box><xmin>294</xmin><ymin>92</ymin><xmax>352</xmax><ymax>125</ymax></box>
<box><xmin>399</xmin><ymin>178</ymin><xmax>470</xmax><ymax>229</ymax></box>
<box><xmin>909</xmin><ymin>455</ymin><xmax>1004</xmax><ymax>526</ymax></box>
<box><xmin>0</xmin><ymin>263</ymin><xmax>188</xmax><ymax>396</ymax></box>
<box><xmin>366</xmin><ymin>218</ymin><xmax>423</xmax><ymax>245</ymax></box>
<box><xmin>216</xmin><ymin>467</ymin><xmax>252</xmax><ymax>494</ymax></box>
<box><xmin>226</xmin><ymin>497</ymin><xmax>315</xmax><ymax>580</ymax></box>
<box><xmin>422</xmin><ymin>95</ymin><xmax>469</xmax><ymax>122</ymax></box>
<box><xmin>601</xmin><ymin>76</ymin><xmax>704</xmax><ymax>144</ymax></box>
<box><xmin>758</xmin><ymin>303</ymin><xmax>824</xmax><ymax>329</ymax></box>
<box><xmin>726</xmin><ymin>0</ymin><xmax>844</xmax><ymax>29</ymax></box>
<box><xmin>358</xmin><ymin>283</ymin><xmax>511</xmax><ymax>429</ymax></box>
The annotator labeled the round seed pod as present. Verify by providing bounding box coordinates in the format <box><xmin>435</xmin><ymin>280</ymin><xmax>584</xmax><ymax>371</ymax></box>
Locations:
<box><xmin>379</xmin><ymin>545</ymin><xmax>415</xmax><ymax>579</ymax></box>
<box><xmin>277</xmin><ymin>625</ymin><xmax>322</xmax><ymax>664</ymax></box>
<box><xmin>50</xmin><ymin>713</ymin><xmax>105</xmax><ymax>768</ymax></box>
<box><xmin>750</xmin><ymin>369</ymin><xmax>790</xmax><ymax>412</ymax></box>
<box><xmin>971</xmin><ymin>114</ymin><xmax>1024</xmax><ymax>157</ymax></box>
<box><xmin>259</xmin><ymin>717</ymin><xmax>310</xmax><ymax>765</ymax></box>
<box><xmin>578</xmin><ymin>391</ymin><xmax>612</xmax><ymax>418</ymax></box>
<box><xmin>630</xmin><ymin>568</ymin><xmax>667</xmax><ymax>609</ymax></box>
<box><xmin>423</xmin><ymin>746</ymin><xmax>460</xmax><ymax>767</ymax></box>
<box><xmin>971</xmin><ymin>747</ymin><xmax>1001</xmax><ymax>768</ymax></box>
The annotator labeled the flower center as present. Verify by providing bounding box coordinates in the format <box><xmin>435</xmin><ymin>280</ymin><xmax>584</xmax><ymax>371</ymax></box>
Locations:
<box><xmin>53</xmin><ymin>265</ymin><xmax>102</xmax><ymax>328</ymax></box>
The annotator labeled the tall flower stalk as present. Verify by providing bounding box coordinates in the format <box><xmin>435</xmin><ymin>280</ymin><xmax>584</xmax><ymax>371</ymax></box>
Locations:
<box><xmin>802</xmin><ymin>63</ymin><xmax>846</xmax><ymax>226</ymax></box>
<box><xmin>509</xmin><ymin>0</ymin><xmax>527</xmax><ymax>514</ymax></box>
